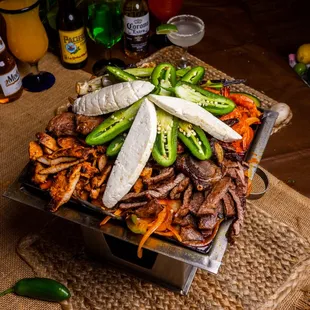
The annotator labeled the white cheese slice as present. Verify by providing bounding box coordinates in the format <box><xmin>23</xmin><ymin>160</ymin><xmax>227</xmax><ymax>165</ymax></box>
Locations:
<box><xmin>148</xmin><ymin>94</ymin><xmax>242</xmax><ymax>142</ymax></box>
<box><xmin>102</xmin><ymin>98</ymin><xmax>157</xmax><ymax>208</ymax></box>
<box><xmin>72</xmin><ymin>81</ymin><xmax>155</xmax><ymax>116</ymax></box>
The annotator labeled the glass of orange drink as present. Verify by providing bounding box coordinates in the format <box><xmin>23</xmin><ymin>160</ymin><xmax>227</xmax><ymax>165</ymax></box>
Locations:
<box><xmin>0</xmin><ymin>0</ymin><xmax>55</xmax><ymax>92</ymax></box>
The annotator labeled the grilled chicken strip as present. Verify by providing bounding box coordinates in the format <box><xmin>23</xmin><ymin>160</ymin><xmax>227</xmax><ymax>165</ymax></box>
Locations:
<box><xmin>37</xmin><ymin>156</ymin><xmax>77</xmax><ymax>166</ymax></box>
<box><xmin>39</xmin><ymin>159</ymin><xmax>83</xmax><ymax>175</ymax></box>
<box><xmin>36</xmin><ymin>132</ymin><xmax>59</xmax><ymax>151</ymax></box>
<box><xmin>29</xmin><ymin>141</ymin><xmax>43</xmax><ymax>161</ymax></box>
<box><xmin>50</xmin><ymin>164</ymin><xmax>82</xmax><ymax>212</ymax></box>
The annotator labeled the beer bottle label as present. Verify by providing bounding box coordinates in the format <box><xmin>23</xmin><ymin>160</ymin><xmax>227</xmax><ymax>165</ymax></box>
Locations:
<box><xmin>59</xmin><ymin>27</ymin><xmax>88</xmax><ymax>64</ymax></box>
<box><xmin>0</xmin><ymin>64</ymin><xmax>22</xmax><ymax>97</ymax></box>
<box><xmin>124</xmin><ymin>13</ymin><xmax>149</xmax><ymax>36</ymax></box>
<box><xmin>124</xmin><ymin>13</ymin><xmax>149</xmax><ymax>52</ymax></box>
<box><xmin>0</xmin><ymin>38</ymin><xmax>5</xmax><ymax>53</ymax></box>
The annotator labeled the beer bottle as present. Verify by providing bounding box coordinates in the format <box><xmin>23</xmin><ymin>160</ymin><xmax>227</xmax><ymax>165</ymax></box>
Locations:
<box><xmin>0</xmin><ymin>36</ymin><xmax>23</xmax><ymax>104</ymax></box>
<box><xmin>56</xmin><ymin>0</ymin><xmax>88</xmax><ymax>69</ymax></box>
<box><xmin>123</xmin><ymin>0</ymin><xmax>149</xmax><ymax>59</ymax></box>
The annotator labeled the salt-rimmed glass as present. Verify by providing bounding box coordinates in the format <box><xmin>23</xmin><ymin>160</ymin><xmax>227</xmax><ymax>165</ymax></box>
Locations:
<box><xmin>167</xmin><ymin>15</ymin><xmax>205</xmax><ymax>68</ymax></box>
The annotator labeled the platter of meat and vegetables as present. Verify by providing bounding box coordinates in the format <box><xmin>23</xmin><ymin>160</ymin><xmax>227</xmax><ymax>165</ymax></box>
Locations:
<box><xmin>9</xmin><ymin>63</ymin><xmax>277</xmax><ymax>266</ymax></box>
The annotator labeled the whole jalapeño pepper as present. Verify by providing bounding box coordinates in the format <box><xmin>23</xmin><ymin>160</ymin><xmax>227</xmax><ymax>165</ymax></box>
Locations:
<box><xmin>86</xmin><ymin>98</ymin><xmax>143</xmax><ymax>145</ymax></box>
<box><xmin>151</xmin><ymin>63</ymin><xmax>177</xmax><ymax>95</ymax></box>
<box><xmin>106</xmin><ymin>66</ymin><xmax>136</xmax><ymax>82</ymax></box>
<box><xmin>181</xmin><ymin>66</ymin><xmax>205</xmax><ymax>85</ymax></box>
<box><xmin>152</xmin><ymin>108</ymin><xmax>178</xmax><ymax>167</ymax></box>
<box><xmin>0</xmin><ymin>278</ymin><xmax>70</xmax><ymax>302</ymax></box>
<box><xmin>177</xmin><ymin>120</ymin><xmax>212</xmax><ymax>160</ymax></box>
<box><xmin>175</xmin><ymin>81</ymin><xmax>235</xmax><ymax>115</ymax></box>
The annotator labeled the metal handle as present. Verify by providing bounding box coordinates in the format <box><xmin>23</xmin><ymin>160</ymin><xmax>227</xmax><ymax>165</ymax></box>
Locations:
<box><xmin>247</xmin><ymin>167</ymin><xmax>269</xmax><ymax>200</ymax></box>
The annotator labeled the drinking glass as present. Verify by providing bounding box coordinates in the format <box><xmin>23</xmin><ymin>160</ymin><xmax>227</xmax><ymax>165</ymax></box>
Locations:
<box><xmin>148</xmin><ymin>0</ymin><xmax>183</xmax><ymax>48</ymax></box>
<box><xmin>149</xmin><ymin>0</ymin><xmax>183</xmax><ymax>23</ymax></box>
<box><xmin>0</xmin><ymin>0</ymin><xmax>55</xmax><ymax>92</ymax></box>
<box><xmin>87</xmin><ymin>0</ymin><xmax>125</xmax><ymax>76</ymax></box>
<box><xmin>167</xmin><ymin>15</ymin><xmax>205</xmax><ymax>68</ymax></box>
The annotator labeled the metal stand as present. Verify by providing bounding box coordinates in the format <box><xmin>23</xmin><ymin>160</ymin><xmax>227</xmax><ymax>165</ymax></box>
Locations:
<box><xmin>81</xmin><ymin>227</ymin><xmax>197</xmax><ymax>295</ymax></box>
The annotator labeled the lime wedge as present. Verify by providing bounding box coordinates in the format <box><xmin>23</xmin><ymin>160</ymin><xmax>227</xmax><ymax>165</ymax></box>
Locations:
<box><xmin>156</xmin><ymin>24</ymin><xmax>178</xmax><ymax>35</ymax></box>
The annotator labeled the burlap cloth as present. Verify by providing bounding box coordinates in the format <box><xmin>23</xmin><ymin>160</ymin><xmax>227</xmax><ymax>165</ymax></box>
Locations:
<box><xmin>0</xmin><ymin>52</ymin><xmax>309</xmax><ymax>310</ymax></box>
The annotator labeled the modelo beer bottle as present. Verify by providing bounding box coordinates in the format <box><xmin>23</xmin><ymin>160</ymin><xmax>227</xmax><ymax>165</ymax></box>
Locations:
<box><xmin>0</xmin><ymin>36</ymin><xmax>23</xmax><ymax>104</ymax></box>
<box><xmin>123</xmin><ymin>0</ymin><xmax>149</xmax><ymax>59</ymax></box>
<box><xmin>56</xmin><ymin>0</ymin><xmax>88</xmax><ymax>69</ymax></box>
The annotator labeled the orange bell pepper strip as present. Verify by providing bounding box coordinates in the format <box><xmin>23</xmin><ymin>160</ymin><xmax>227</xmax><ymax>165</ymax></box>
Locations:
<box><xmin>245</xmin><ymin>117</ymin><xmax>261</xmax><ymax>126</ymax></box>
<box><xmin>156</xmin><ymin>206</ymin><xmax>173</xmax><ymax>232</ymax></box>
<box><xmin>203</xmin><ymin>87</ymin><xmax>221</xmax><ymax>94</ymax></box>
<box><xmin>220</xmin><ymin>107</ymin><xmax>243</xmax><ymax>121</ymax></box>
<box><xmin>229</xmin><ymin>93</ymin><xmax>261</xmax><ymax>118</ymax></box>
<box><xmin>157</xmin><ymin>199</ymin><xmax>182</xmax><ymax>212</ymax></box>
<box><xmin>138</xmin><ymin>207</ymin><xmax>167</xmax><ymax>258</ymax></box>
<box><xmin>168</xmin><ymin>225</ymin><xmax>182</xmax><ymax>242</ymax></box>
<box><xmin>100</xmin><ymin>209</ymin><xmax>122</xmax><ymax>226</ymax></box>
<box><xmin>221</xmin><ymin>86</ymin><xmax>230</xmax><ymax>98</ymax></box>
<box><xmin>155</xmin><ymin>231</ymin><xmax>174</xmax><ymax>237</ymax></box>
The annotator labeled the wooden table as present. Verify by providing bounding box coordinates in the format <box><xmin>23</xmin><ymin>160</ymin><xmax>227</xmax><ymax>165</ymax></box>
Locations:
<box><xmin>83</xmin><ymin>0</ymin><xmax>310</xmax><ymax>197</ymax></box>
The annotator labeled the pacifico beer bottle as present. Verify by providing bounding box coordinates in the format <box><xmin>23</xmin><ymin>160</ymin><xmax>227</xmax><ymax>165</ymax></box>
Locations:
<box><xmin>0</xmin><ymin>36</ymin><xmax>23</xmax><ymax>104</ymax></box>
<box><xmin>56</xmin><ymin>0</ymin><xmax>88</xmax><ymax>70</ymax></box>
<box><xmin>123</xmin><ymin>0</ymin><xmax>149</xmax><ymax>59</ymax></box>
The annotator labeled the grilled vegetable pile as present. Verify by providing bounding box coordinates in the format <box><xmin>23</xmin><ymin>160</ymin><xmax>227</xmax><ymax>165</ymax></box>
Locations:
<box><xmin>28</xmin><ymin>62</ymin><xmax>262</xmax><ymax>258</ymax></box>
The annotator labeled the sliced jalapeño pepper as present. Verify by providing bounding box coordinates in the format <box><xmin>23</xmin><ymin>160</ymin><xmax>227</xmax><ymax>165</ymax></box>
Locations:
<box><xmin>181</xmin><ymin>66</ymin><xmax>205</xmax><ymax>84</ymax></box>
<box><xmin>177</xmin><ymin>120</ymin><xmax>212</xmax><ymax>160</ymax></box>
<box><xmin>124</xmin><ymin>67</ymin><xmax>154</xmax><ymax>77</ymax></box>
<box><xmin>151</xmin><ymin>63</ymin><xmax>177</xmax><ymax>96</ymax></box>
<box><xmin>152</xmin><ymin>108</ymin><xmax>178</xmax><ymax>167</ymax></box>
<box><xmin>106</xmin><ymin>133</ymin><xmax>127</xmax><ymax>157</ymax></box>
<box><xmin>175</xmin><ymin>81</ymin><xmax>235</xmax><ymax>115</ymax></box>
<box><xmin>86</xmin><ymin>98</ymin><xmax>143</xmax><ymax>145</ymax></box>
<box><xmin>201</xmin><ymin>80</ymin><xmax>223</xmax><ymax>89</ymax></box>
<box><xmin>106</xmin><ymin>66</ymin><xmax>136</xmax><ymax>82</ymax></box>
<box><xmin>0</xmin><ymin>278</ymin><xmax>70</xmax><ymax>302</ymax></box>
<box><xmin>176</xmin><ymin>66</ymin><xmax>192</xmax><ymax>77</ymax></box>
<box><xmin>126</xmin><ymin>215</ymin><xmax>151</xmax><ymax>234</ymax></box>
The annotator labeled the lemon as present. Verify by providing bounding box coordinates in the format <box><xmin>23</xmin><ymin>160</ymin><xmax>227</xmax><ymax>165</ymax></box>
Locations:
<box><xmin>296</xmin><ymin>44</ymin><xmax>310</xmax><ymax>64</ymax></box>
<box><xmin>294</xmin><ymin>63</ymin><xmax>307</xmax><ymax>76</ymax></box>
<box><xmin>156</xmin><ymin>24</ymin><xmax>178</xmax><ymax>35</ymax></box>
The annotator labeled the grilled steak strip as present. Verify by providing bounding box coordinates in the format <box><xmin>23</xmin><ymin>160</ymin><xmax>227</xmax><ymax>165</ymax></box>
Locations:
<box><xmin>176</xmin><ymin>155</ymin><xmax>222</xmax><ymax>191</ymax></box>
<box><xmin>119</xmin><ymin>201</ymin><xmax>148</xmax><ymax>210</ymax></box>
<box><xmin>197</xmin><ymin>177</ymin><xmax>231</xmax><ymax>216</ymax></box>
<box><xmin>134</xmin><ymin>199</ymin><xmax>163</xmax><ymax>218</ymax></box>
<box><xmin>170</xmin><ymin>177</ymin><xmax>190</xmax><ymax>199</ymax></box>
<box><xmin>182</xmin><ymin>219</ymin><xmax>222</xmax><ymax>247</ymax></box>
<box><xmin>121</xmin><ymin>173</ymin><xmax>186</xmax><ymax>201</ymax></box>
<box><xmin>222</xmin><ymin>193</ymin><xmax>236</xmax><ymax>217</ymax></box>
<box><xmin>175</xmin><ymin>183</ymin><xmax>193</xmax><ymax>218</ymax></box>
<box><xmin>180</xmin><ymin>226</ymin><xmax>204</xmax><ymax>242</ymax></box>
<box><xmin>188</xmin><ymin>192</ymin><xmax>205</xmax><ymax>216</ymax></box>
<box><xmin>228</xmin><ymin>186</ymin><xmax>244</xmax><ymax>235</ymax></box>
<box><xmin>144</xmin><ymin>168</ymin><xmax>175</xmax><ymax>187</ymax></box>
<box><xmin>173</xmin><ymin>214</ymin><xmax>196</xmax><ymax>227</ymax></box>
<box><xmin>198</xmin><ymin>213</ymin><xmax>218</xmax><ymax>230</ymax></box>
<box><xmin>201</xmin><ymin>229</ymin><xmax>213</xmax><ymax>238</ymax></box>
